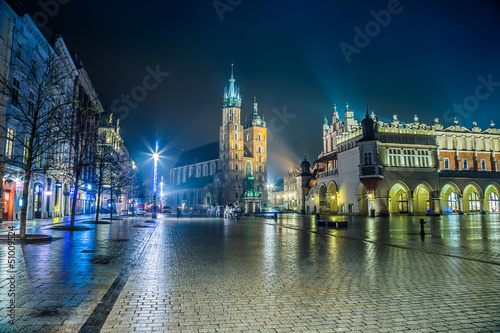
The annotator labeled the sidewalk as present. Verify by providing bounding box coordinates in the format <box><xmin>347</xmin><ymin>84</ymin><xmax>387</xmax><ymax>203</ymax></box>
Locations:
<box><xmin>0</xmin><ymin>214</ymin><xmax>99</xmax><ymax>234</ymax></box>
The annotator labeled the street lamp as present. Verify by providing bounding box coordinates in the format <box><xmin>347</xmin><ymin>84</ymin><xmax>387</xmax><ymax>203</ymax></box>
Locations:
<box><xmin>152</xmin><ymin>141</ymin><xmax>159</xmax><ymax>218</ymax></box>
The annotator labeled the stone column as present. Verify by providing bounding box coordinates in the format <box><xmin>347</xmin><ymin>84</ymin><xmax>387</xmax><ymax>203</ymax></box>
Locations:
<box><xmin>431</xmin><ymin>196</ymin><xmax>441</xmax><ymax>215</ymax></box>
<box><xmin>480</xmin><ymin>198</ymin><xmax>486</xmax><ymax>214</ymax></box>
<box><xmin>408</xmin><ymin>197</ymin><xmax>414</xmax><ymax>216</ymax></box>
<box><xmin>458</xmin><ymin>195</ymin><xmax>464</xmax><ymax>214</ymax></box>
<box><xmin>374</xmin><ymin>197</ymin><xmax>389</xmax><ymax>216</ymax></box>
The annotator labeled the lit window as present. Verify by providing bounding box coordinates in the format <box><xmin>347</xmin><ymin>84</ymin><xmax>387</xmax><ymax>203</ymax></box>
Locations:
<box><xmin>398</xmin><ymin>193</ymin><xmax>408</xmax><ymax>213</ymax></box>
<box><xmin>5</xmin><ymin>128</ymin><xmax>15</xmax><ymax>159</ymax></box>
<box><xmin>489</xmin><ymin>192</ymin><xmax>499</xmax><ymax>212</ymax></box>
<box><xmin>448</xmin><ymin>192</ymin><xmax>459</xmax><ymax>212</ymax></box>
<box><xmin>469</xmin><ymin>192</ymin><xmax>480</xmax><ymax>212</ymax></box>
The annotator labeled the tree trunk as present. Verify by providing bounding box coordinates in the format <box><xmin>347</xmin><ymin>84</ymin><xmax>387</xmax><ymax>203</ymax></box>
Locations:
<box><xmin>70</xmin><ymin>173</ymin><xmax>80</xmax><ymax>228</ymax></box>
<box><xmin>94</xmin><ymin>168</ymin><xmax>103</xmax><ymax>222</ymax></box>
<box><xmin>95</xmin><ymin>188</ymin><xmax>101</xmax><ymax>222</ymax></box>
<box><xmin>19</xmin><ymin>172</ymin><xmax>31</xmax><ymax>239</ymax></box>
<box><xmin>110</xmin><ymin>185</ymin><xmax>113</xmax><ymax>221</ymax></box>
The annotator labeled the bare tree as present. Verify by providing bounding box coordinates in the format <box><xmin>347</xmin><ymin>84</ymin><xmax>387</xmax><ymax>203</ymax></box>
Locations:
<box><xmin>51</xmin><ymin>95</ymin><xmax>101</xmax><ymax>228</ymax></box>
<box><xmin>93</xmin><ymin>129</ymin><xmax>115</xmax><ymax>223</ymax></box>
<box><xmin>0</xmin><ymin>52</ymin><xmax>72</xmax><ymax>238</ymax></box>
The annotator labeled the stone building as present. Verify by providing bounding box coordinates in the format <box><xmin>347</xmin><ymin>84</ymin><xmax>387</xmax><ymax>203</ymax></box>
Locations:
<box><xmin>269</xmin><ymin>169</ymin><xmax>299</xmax><ymax>210</ymax></box>
<box><xmin>299</xmin><ymin>104</ymin><xmax>500</xmax><ymax>216</ymax></box>
<box><xmin>169</xmin><ymin>65</ymin><xmax>268</xmax><ymax>212</ymax></box>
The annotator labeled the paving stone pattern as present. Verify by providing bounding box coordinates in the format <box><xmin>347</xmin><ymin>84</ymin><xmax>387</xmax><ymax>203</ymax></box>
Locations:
<box><xmin>1</xmin><ymin>214</ymin><xmax>499</xmax><ymax>332</ymax></box>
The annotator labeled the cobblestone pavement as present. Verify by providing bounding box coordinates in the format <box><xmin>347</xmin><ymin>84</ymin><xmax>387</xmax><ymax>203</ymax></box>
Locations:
<box><xmin>1</xmin><ymin>214</ymin><xmax>500</xmax><ymax>332</ymax></box>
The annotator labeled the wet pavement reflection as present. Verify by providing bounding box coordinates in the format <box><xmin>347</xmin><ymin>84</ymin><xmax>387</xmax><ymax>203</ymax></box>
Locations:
<box><xmin>0</xmin><ymin>213</ymin><xmax>499</xmax><ymax>332</ymax></box>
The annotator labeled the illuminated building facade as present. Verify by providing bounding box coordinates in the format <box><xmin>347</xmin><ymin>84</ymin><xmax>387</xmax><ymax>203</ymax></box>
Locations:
<box><xmin>169</xmin><ymin>65</ymin><xmax>268</xmax><ymax>212</ymax></box>
<box><xmin>300</xmin><ymin>104</ymin><xmax>500</xmax><ymax>216</ymax></box>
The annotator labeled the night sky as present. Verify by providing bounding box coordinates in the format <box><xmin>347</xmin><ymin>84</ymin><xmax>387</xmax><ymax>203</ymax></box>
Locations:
<box><xmin>21</xmin><ymin>0</ymin><xmax>500</xmax><ymax>186</ymax></box>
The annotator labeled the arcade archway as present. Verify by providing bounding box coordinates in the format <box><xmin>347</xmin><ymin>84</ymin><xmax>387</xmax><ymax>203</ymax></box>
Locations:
<box><xmin>484</xmin><ymin>183</ymin><xmax>500</xmax><ymax>213</ymax></box>
<box><xmin>463</xmin><ymin>183</ymin><xmax>482</xmax><ymax>214</ymax></box>
<box><xmin>327</xmin><ymin>182</ymin><xmax>338</xmax><ymax>214</ymax></box>
<box><xmin>413</xmin><ymin>183</ymin><xmax>432</xmax><ymax>215</ymax></box>
<box><xmin>440</xmin><ymin>182</ymin><xmax>460</xmax><ymax>213</ymax></box>
<box><xmin>388</xmin><ymin>182</ymin><xmax>410</xmax><ymax>214</ymax></box>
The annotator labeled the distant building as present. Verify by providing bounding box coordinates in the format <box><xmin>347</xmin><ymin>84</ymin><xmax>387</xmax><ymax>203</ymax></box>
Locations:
<box><xmin>169</xmin><ymin>65</ymin><xmax>268</xmax><ymax>212</ymax></box>
<box><xmin>299</xmin><ymin>104</ymin><xmax>500</xmax><ymax>216</ymax></box>
<box><xmin>269</xmin><ymin>169</ymin><xmax>299</xmax><ymax>210</ymax></box>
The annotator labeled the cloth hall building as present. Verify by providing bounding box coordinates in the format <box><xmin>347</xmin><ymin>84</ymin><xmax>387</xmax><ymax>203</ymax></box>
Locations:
<box><xmin>297</xmin><ymin>105</ymin><xmax>500</xmax><ymax>216</ymax></box>
<box><xmin>169</xmin><ymin>66</ymin><xmax>268</xmax><ymax>212</ymax></box>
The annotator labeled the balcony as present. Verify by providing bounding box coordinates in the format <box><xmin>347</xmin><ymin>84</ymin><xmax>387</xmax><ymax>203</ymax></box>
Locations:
<box><xmin>318</xmin><ymin>169</ymin><xmax>338</xmax><ymax>178</ymax></box>
<box><xmin>359</xmin><ymin>164</ymin><xmax>383</xmax><ymax>178</ymax></box>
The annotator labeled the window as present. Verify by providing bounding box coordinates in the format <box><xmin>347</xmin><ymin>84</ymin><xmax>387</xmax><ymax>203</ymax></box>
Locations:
<box><xmin>211</xmin><ymin>164</ymin><xmax>215</xmax><ymax>175</ymax></box>
<box><xmin>235</xmin><ymin>124</ymin><xmax>238</xmax><ymax>131</ymax></box>
<box><xmin>444</xmin><ymin>158</ymin><xmax>450</xmax><ymax>169</ymax></box>
<box><xmin>206</xmin><ymin>196</ymin><xmax>211</xmax><ymax>205</ymax></box>
<box><xmin>388</xmin><ymin>149</ymin><xmax>402</xmax><ymax>166</ymax></box>
<box><xmin>348</xmin><ymin>204</ymin><xmax>354</xmax><ymax>213</ymax></box>
<box><xmin>12</xmin><ymin>78</ymin><xmax>20</xmax><ymax>107</ymax></box>
<box><xmin>463</xmin><ymin>159</ymin><xmax>468</xmax><ymax>170</ymax></box>
<box><xmin>403</xmin><ymin>149</ymin><xmax>415</xmax><ymax>167</ymax></box>
<box><xmin>489</xmin><ymin>192</ymin><xmax>499</xmax><ymax>212</ymax></box>
<box><xmin>229</xmin><ymin>110</ymin><xmax>232</xmax><ymax>121</ymax></box>
<box><xmin>481</xmin><ymin>160</ymin><xmax>486</xmax><ymax>170</ymax></box>
<box><xmin>234</xmin><ymin>133</ymin><xmax>238</xmax><ymax>140</ymax></box>
<box><xmin>258</xmin><ymin>133</ymin><xmax>262</xmax><ymax>141</ymax></box>
<box><xmin>363</xmin><ymin>152</ymin><xmax>372</xmax><ymax>165</ymax></box>
<box><xmin>258</xmin><ymin>146</ymin><xmax>262</xmax><ymax>153</ymax></box>
<box><xmin>203</xmin><ymin>165</ymin><xmax>208</xmax><ymax>176</ymax></box>
<box><xmin>246</xmin><ymin>134</ymin><xmax>250</xmax><ymax>141</ymax></box>
<box><xmin>196</xmin><ymin>167</ymin><xmax>201</xmax><ymax>177</ymax></box>
<box><xmin>235</xmin><ymin>163</ymin><xmax>239</xmax><ymax>171</ymax></box>
<box><xmin>16</xmin><ymin>42</ymin><xmax>22</xmax><ymax>58</ymax></box>
<box><xmin>398</xmin><ymin>193</ymin><xmax>408</xmax><ymax>213</ymax></box>
<box><xmin>235</xmin><ymin>153</ymin><xmax>238</xmax><ymax>160</ymax></box>
<box><xmin>5</xmin><ymin>128</ymin><xmax>14</xmax><ymax>159</ymax></box>
<box><xmin>469</xmin><ymin>192</ymin><xmax>480</xmax><ymax>212</ymax></box>
<box><xmin>448</xmin><ymin>192</ymin><xmax>459</xmax><ymax>212</ymax></box>
<box><xmin>418</xmin><ymin>150</ymin><xmax>430</xmax><ymax>167</ymax></box>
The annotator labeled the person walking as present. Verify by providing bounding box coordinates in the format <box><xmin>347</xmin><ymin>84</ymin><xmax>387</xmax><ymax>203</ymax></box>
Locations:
<box><xmin>177</xmin><ymin>206</ymin><xmax>181</xmax><ymax>218</ymax></box>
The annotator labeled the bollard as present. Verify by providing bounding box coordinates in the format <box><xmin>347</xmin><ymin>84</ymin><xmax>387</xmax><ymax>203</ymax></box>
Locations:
<box><xmin>419</xmin><ymin>218</ymin><xmax>426</xmax><ymax>236</ymax></box>
<box><xmin>315</xmin><ymin>214</ymin><xmax>320</xmax><ymax>223</ymax></box>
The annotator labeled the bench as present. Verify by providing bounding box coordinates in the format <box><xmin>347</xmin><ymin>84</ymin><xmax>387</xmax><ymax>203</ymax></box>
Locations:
<box><xmin>316</xmin><ymin>220</ymin><xmax>348</xmax><ymax>228</ymax></box>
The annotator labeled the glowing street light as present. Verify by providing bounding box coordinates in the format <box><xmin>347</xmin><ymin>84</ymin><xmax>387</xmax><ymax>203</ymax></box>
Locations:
<box><xmin>152</xmin><ymin>141</ymin><xmax>159</xmax><ymax>218</ymax></box>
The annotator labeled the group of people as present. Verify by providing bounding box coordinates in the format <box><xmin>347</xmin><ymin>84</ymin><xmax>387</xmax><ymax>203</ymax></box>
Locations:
<box><xmin>205</xmin><ymin>203</ymin><xmax>242</xmax><ymax>219</ymax></box>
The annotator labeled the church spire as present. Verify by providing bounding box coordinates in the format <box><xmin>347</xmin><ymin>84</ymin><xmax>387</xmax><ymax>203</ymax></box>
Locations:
<box><xmin>223</xmin><ymin>63</ymin><xmax>241</xmax><ymax>108</ymax></box>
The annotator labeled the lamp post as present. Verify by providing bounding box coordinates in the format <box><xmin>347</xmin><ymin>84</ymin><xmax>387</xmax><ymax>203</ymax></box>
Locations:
<box><xmin>160</xmin><ymin>176</ymin><xmax>164</xmax><ymax>213</ymax></box>
<box><xmin>152</xmin><ymin>141</ymin><xmax>159</xmax><ymax>218</ymax></box>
